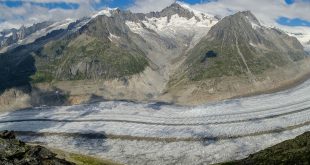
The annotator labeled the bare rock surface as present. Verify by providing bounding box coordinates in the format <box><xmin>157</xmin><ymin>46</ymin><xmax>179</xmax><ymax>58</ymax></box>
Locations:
<box><xmin>0</xmin><ymin>131</ymin><xmax>74</xmax><ymax>165</ymax></box>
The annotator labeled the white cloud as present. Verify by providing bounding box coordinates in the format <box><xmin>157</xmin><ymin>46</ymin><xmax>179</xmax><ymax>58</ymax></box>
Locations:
<box><xmin>186</xmin><ymin>0</ymin><xmax>310</xmax><ymax>31</ymax></box>
<box><xmin>128</xmin><ymin>0</ymin><xmax>176</xmax><ymax>13</ymax></box>
<box><xmin>0</xmin><ymin>0</ymin><xmax>101</xmax><ymax>30</ymax></box>
<box><xmin>1</xmin><ymin>0</ymin><xmax>310</xmax><ymax>38</ymax></box>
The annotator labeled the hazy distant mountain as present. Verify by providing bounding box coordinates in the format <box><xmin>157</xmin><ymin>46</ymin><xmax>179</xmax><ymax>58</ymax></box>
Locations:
<box><xmin>0</xmin><ymin>21</ymin><xmax>76</xmax><ymax>53</ymax></box>
<box><xmin>0</xmin><ymin>21</ymin><xmax>52</xmax><ymax>47</ymax></box>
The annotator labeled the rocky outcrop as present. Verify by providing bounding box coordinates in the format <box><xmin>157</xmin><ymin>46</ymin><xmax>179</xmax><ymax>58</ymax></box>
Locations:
<box><xmin>220</xmin><ymin>132</ymin><xmax>310</xmax><ymax>165</ymax></box>
<box><xmin>0</xmin><ymin>86</ymin><xmax>31</xmax><ymax>112</ymax></box>
<box><xmin>0</xmin><ymin>131</ymin><xmax>74</xmax><ymax>165</ymax></box>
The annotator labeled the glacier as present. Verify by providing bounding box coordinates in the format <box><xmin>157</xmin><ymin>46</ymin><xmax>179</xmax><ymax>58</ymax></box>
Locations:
<box><xmin>1</xmin><ymin>79</ymin><xmax>310</xmax><ymax>164</ymax></box>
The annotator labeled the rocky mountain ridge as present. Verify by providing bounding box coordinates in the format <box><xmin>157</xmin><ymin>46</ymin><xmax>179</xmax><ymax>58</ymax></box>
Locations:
<box><xmin>0</xmin><ymin>21</ymin><xmax>53</xmax><ymax>48</ymax></box>
<box><xmin>0</xmin><ymin>19</ymin><xmax>77</xmax><ymax>53</ymax></box>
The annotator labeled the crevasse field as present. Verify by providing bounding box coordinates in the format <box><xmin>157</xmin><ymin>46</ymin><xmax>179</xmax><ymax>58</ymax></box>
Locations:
<box><xmin>1</xmin><ymin>80</ymin><xmax>310</xmax><ymax>164</ymax></box>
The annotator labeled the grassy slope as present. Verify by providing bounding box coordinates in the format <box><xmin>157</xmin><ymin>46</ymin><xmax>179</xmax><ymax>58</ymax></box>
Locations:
<box><xmin>182</xmin><ymin>39</ymin><xmax>288</xmax><ymax>81</ymax></box>
<box><xmin>171</xmin><ymin>12</ymin><xmax>305</xmax><ymax>84</ymax></box>
<box><xmin>66</xmin><ymin>153</ymin><xmax>121</xmax><ymax>165</ymax></box>
<box><xmin>50</xmin><ymin>148</ymin><xmax>122</xmax><ymax>165</ymax></box>
<box><xmin>219</xmin><ymin>132</ymin><xmax>310</xmax><ymax>165</ymax></box>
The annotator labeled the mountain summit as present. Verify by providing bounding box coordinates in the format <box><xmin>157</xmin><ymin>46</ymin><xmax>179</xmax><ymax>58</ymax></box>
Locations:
<box><xmin>146</xmin><ymin>3</ymin><xmax>196</xmax><ymax>20</ymax></box>
<box><xmin>163</xmin><ymin>11</ymin><xmax>308</xmax><ymax>104</ymax></box>
<box><xmin>176</xmin><ymin>11</ymin><xmax>304</xmax><ymax>79</ymax></box>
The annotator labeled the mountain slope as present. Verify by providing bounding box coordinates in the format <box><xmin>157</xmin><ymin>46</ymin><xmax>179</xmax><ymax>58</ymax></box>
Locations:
<box><xmin>33</xmin><ymin>13</ymin><xmax>149</xmax><ymax>81</ymax></box>
<box><xmin>184</xmin><ymin>11</ymin><xmax>305</xmax><ymax>81</ymax></box>
<box><xmin>0</xmin><ymin>18</ymin><xmax>90</xmax><ymax>91</ymax></box>
<box><xmin>163</xmin><ymin>11</ymin><xmax>310</xmax><ymax>104</ymax></box>
<box><xmin>125</xmin><ymin>3</ymin><xmax>218</xmax><ymax>86</ymax></box>
<box><xmin>0</xmin><ymin>4</ymin><xmax>309</xmax><ymax>109</ymax></box>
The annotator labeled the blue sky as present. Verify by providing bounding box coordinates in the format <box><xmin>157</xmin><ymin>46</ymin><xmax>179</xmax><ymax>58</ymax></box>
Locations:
<box><xmin>277</xmin><ymin>0</ymin><xmax>310</xmax><ymax>27</ymax></box>
<box><xmin>0</xmin><ymin>0</ymin><xmax>215</xmax><ymax>9</ymax></box>
<box><xmin>285</xmin><ymin>0</ymin><xmax>310</xmax><ymax>4</ymax></box>
<box><xmin>277</xmin><ymin>17</ymin><xmax>310</xmax><ymax>27</ymax></box>
<box><xmin>0</xmin><ymin>0</ymin><xmax>310</xmax><ymax>30</ymax></box>
<box><xmin>0</xmin><ymin>1</ymin><xmax>79</xmax><ymax>9</ymax></box>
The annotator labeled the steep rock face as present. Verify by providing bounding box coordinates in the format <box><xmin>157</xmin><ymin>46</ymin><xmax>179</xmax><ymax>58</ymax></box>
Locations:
<box><xmin>33</xmin><ymin>14</ymin><xmax>148</xmax><ymax>81</ymax></box>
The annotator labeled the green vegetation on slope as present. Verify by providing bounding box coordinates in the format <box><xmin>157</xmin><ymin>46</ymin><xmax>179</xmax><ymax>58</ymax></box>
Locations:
<box><xmin>184</xmin><ymin>40</ymin><xmax>289</xmax><ymax>81</ymax></box>
<box><xmin>173</xmin><ymin>11</ymin><xmax>306</xmax><ymax>83</ymax></box>
<box><xmin>30</xmin><ymin>15</ymin><xmax>150</xmax><ymax>83</ymax></box>
<box><xmin>33</xmin><ymin>34</ymin><xmax>148</xmax><ymax>82</ymax></box>
<box><xmin>219</xmin><ymin>132</ymin><xmax>310</xmax><ymax>165</ymax></box>
<box><xmin>31</xmin><ymin>71</ymin><xmax>55</xmax><ymax>83</ymax></box>
<box><xmin>68</xmin><ymin>153</ymin><xmax>121</xmax><ymax>165</ymax></box>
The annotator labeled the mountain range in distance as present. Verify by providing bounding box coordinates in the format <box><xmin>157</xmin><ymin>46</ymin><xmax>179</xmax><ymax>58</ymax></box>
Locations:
<box><xmin>1</xmin><ymin>2</ymin><xmax>310</xmax><ymax>111</ymax></box>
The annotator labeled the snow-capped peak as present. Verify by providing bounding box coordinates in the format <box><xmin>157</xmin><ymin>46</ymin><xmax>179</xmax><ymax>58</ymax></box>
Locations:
<box><xmin>91</xmin><ymin>8</ymin><xmax>118</xmax><ymax>19</ymax></box>
<box><xmin>175</xmin><ymin>1</ymin><xmax>216</xmax><ymax>20</ymax></box>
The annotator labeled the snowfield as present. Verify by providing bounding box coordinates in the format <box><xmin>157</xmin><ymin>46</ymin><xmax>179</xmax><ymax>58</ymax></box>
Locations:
<box><xmin>1</xmin><ymin>80</ymin><xmax>310</xmax><ymax>164</ymax></box>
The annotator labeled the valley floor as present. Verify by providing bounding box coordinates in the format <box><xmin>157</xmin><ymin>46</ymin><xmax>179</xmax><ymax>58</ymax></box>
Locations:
<box><xmin>1</xmin><ymin>79</ymin><xmax>310</xmax><ymax>164</ymax></box>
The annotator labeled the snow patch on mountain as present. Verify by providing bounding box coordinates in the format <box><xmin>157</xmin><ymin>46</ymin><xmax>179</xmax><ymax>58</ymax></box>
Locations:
<box><xmin>91</xmin><ymin>8</ymin><xmax>118</xmax><ymax>18</ymax></box>
<box><xmin>5</xmin><ymin>32</ymin><xmax>13</xmax><ymax>38</ymax></box>
<box><xmin>126</xmin><ymin>12</ymin><xmax>217</xmax><ymax>50</ymax></box>
<box><xmin>108</xmin><ymin>33</ymin><xmax>120</xmax><ymax>42</ymax></box>
<box><xmin>0</xmin><ymin>19</ymin><xmax>75</xmax><ymax>53</ymax></box>
<box><xmin>144</xmin><ymin>14</ymin><xmax>214</xmax><ymax>31</ymax></box>
<box><xmin>249</xmin><ymin>42</ymin><xmax>257</xmax><ymax>47</ymax></box>
<box><xmin>246</xmin><ymin>16</ymin><xmax>261</xmax><ymax>30</ymax></box>
<box><xmin>176</xmin><ymin>1</ymin><xmax>214</xmax><ymax>20</ymax></box>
